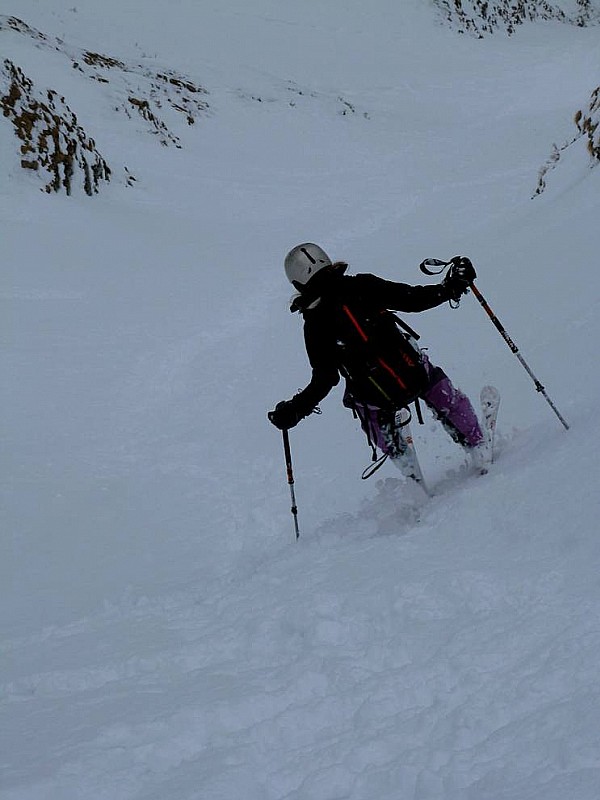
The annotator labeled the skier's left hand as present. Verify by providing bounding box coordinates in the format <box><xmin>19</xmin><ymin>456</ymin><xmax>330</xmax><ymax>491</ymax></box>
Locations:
<box><xmin>268</xmin><ymin>399</ymin><xmax>303</xmax><ymax>430</ymax></box>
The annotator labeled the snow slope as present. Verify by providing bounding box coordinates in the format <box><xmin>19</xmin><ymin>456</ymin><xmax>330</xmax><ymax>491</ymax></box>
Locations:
<box><xmin>2</xmin><ymin>2</ymin><xmax>600</xmax><ymax>798</ymax></box>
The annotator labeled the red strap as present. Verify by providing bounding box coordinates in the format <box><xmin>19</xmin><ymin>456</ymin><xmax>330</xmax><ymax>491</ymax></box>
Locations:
<box><xmin>342</xmin><ymin>304</ymin><xmax>407</xmax><ymax>391</ymax></box>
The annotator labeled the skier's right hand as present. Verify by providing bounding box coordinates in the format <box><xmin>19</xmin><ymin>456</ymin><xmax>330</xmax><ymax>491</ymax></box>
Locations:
<box><xmin>268</xmin><ymin>399</ymin><xmax>303</xmax><ymax>430</ymax></box>
<box><xmin>443</xmin><ymin>256</ymin><xmax>476</xmax><ymax>300</ymax></box>
<box><xmin>450</xmin><ymin>256</ymin><xmax>476</xmax><ymax>282</ymax></box>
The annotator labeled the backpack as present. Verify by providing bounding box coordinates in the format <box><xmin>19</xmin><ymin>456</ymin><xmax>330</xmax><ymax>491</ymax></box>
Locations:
<box><xmin>334</xmin><ymin>301</ymin><xmax>429</xmax><ymax>412</ymax></box>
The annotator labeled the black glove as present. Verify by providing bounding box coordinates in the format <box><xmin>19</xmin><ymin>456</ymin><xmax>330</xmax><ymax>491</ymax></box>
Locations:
<box><xmin>268</xmin><ymin>399</ymin><xmax>305</xmax><ymax>430</ymax></box>
<box><xmin>443</xmin><ymin>256</ymin><xmax>477</xmax><ymax>301</ymax></box>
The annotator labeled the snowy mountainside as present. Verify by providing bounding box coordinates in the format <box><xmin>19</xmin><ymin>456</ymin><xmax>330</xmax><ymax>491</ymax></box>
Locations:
<box><xmin>433</xmin><ymin>0</ymin><xmax>600</xmax><ymax>36</ymax></box>
<box><xmin>0</xmin><ymin>13</ymin><xmax>368</xmax><ymax>195</ymax></box>
<box><xmin>428</xmin><ymin>0</ymin><xmax>600</xmax><ymax>193</ymax></box>
<box><xmin>2</xmin><ymin>2</ymin><xmax>600</xmax><ymax>799</ymax></box>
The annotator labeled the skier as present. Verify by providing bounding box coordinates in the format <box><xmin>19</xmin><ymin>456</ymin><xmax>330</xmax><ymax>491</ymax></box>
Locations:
<box><xmin>268</xmin><ymin>243</ymin><xmax>487</xmax><ymax>481</ymax></box>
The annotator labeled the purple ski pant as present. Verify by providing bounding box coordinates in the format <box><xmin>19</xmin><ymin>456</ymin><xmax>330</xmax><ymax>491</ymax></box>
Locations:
<box><xmin>345</xmin><ymin>353</ymin><xmax>484</xmax><ymax>455</ymax></box>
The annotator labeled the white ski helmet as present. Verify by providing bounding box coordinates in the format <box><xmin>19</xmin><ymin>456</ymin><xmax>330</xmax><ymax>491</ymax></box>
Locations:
<box><xmin>284</xmin><ymin>243</ymin><xmax>332</xmax><ymax>289</ymax></box>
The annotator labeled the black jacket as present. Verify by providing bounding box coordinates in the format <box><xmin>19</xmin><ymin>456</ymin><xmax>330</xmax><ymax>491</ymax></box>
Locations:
<box><xmin>293</xmin><ymin>271</ymin><xmax>452</xmax><ymax>415</ymax></box>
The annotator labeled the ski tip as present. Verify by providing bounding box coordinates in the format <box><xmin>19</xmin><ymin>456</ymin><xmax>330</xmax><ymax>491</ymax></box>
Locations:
<box><xmin>480</xmin><ymin>385</ymin><xmax>500</xmax><ymax>404</ymax></box>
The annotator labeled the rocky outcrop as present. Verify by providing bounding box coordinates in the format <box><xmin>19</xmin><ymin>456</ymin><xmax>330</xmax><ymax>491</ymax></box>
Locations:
<box><xmin>575</xmin><ymin>86</ymin><xmax>600</xmax><ymax>161</ymax></box>
<box><xmin>434</xmin><ymin>0</ymin><xmax>600</xmax><ymax>36</ymax></box>
<box><xmin>1</xmin><ymin>59</ymin><xmax>111</xmax><ymax>195</ymax></box>
<box><xmin>534</xmin><ymin>86</ymin><xmax>600</xmax><ymax>196</ymax></box>
<box><xmin>0</xmin><ymin>15</ymin><xmax>209</xmax><ymax>195</ymax></box>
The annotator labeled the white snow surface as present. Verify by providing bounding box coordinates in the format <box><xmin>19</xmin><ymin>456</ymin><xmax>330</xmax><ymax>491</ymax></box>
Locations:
<box><xmin>2</xmin><ymin>2</ymin><xmax>600</xmax><ymax>798</ymax></box>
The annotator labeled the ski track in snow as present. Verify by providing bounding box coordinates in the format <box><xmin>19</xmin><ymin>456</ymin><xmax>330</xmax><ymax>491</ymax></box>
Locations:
<box><xmin>2</xmin><ymin>1</ymin><xmax>600</xmax><ymax>798</ymax></box>
<box><xmin>3</xmin><ymin>414</ymin><xmax>600</xmax><ymax>799</ymax></box>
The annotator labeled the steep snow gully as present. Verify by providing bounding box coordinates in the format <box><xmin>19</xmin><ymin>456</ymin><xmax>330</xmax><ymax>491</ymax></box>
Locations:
<box><xmin>2</xmin><ymin>2</ymin><xmax>600</xmax><ymax>799</ymax></box>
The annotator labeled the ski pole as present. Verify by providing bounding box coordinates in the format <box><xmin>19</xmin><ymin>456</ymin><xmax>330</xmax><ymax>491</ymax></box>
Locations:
<box><xmin>420</xmin><ymin>258</ymin><xmax>569</xmax><ymax>431</ymax></box>
<box><xmin>468</xmin><ymin>281</ymin><xmax>569</xmax><ymax>430</ymax></box>
<box><xmin>281</xmin><ymin>429</ymin><xmax>300</xmax><ymax>540</ymax></box>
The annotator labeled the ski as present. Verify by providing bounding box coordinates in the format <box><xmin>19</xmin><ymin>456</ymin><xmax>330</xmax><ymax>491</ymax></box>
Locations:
<box><xmin>386</xmin><ymin>409</ymin><xmax>432</xmax><ymax>496</ymax></box>
<box><xmin>479</xmin><ymin>385</ymin><xmax>500</xmax><ymax>474</ymax></box>
<box><xmin>375</xmin><ymin>391</ymin><xmax>499</xmax><ymax>493</ymax></box>
<box><xmin>402</xmin><ymin>417</ymin><xmax>432</xmax><ymax>495</ymax></box>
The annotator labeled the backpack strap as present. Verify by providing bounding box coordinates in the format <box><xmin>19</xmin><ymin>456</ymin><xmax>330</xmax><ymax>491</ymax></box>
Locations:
<box><xmin>390</xmin><ymin>313</ymin><xmax>420</xmax><ymax>341</ymax></box>
<box><xmin>341</xmin><ymin>304</ymin><xmax>411</xmax><ymax>401</ymax></box>
<box><xmin>391</xmin><ymin>314</ymin><xmax>425</xmax><ymax>425</ymax></box>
